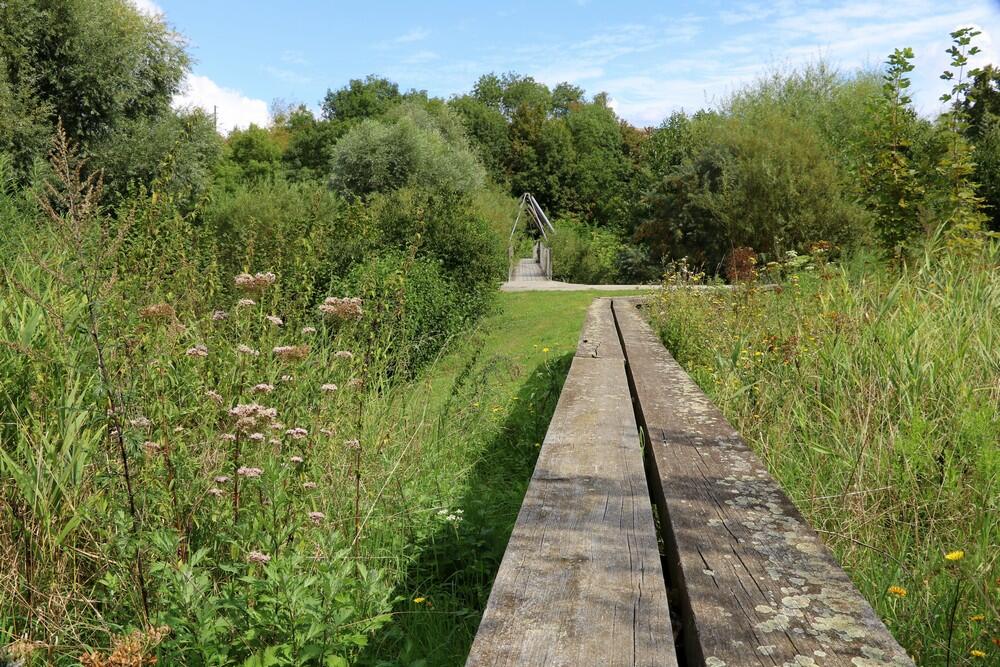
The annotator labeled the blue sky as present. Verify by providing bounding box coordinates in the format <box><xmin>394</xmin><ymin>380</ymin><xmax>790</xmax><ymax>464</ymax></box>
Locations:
<box><xmin>131</xmin><ymin>0</ymin><xmax>1000</xmax><ymax>133</ymax></box>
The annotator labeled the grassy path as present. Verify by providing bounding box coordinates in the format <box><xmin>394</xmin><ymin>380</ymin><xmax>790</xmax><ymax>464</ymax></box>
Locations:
<box><xmin>362</xmin><ymin>290</ymin><xmax>653</xmax><ymax>666</ymax></box>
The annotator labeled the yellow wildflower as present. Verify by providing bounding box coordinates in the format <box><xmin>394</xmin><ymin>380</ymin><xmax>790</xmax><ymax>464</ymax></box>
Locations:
<box><xmin>945</xmin><ymin>550</ymin><xmax>965</xmax><ymax>561</ymax></box>
<box><xmin>970</xmin><ymin>614</ymin><xmax>985</xmax><ymax>622</ymax></box>
<box><xmin>542</xmin><ymin>347</ymin><xmax>550</xmax><ymax>353</ymax></box>
<box><xmin>970</xmin><ymin>649</ymin><xmax>985</xmax><ymax>658</ymax></box>
<box><xmin>887</xmin><ymin>585</ymin><xmax>907</xmax><ymax>598</ymax></box>
<box><xmin>413</xmin><ymin>597</ymin><xmax>426</xmax><ymax>604</ymax></box>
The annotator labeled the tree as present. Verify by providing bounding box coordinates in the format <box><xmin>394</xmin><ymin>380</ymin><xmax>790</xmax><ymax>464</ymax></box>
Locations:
<box><xmin>329</xmin><ymin>110</ymin><xmax>485</xmax><ymax>198</ymax></box>
<box><xmin>90</xmin><ymin>108</ymin><xmax>222</xmax><ymax>209</ymax></box>
<box><xmin>449</xmin><ymin>95</ymin><xmax>511</xmax><ymax>183</ymax></box>
<box><xmin>321</xmin><ymin>75</ymin><xmax>401</xmax><ymax>123</ymax></box>
<box><xmin>225</xmin><ymin>124</ymin><xmax>283</xmax><ymax>183</ymax></box>
<box><xmin>552</xmin><ymin>82</ymin><xmax>585</xmax><ymax>116</ymax></box>
<box><xmin>280</xmin><ymin>106</ymin><xmax>342</xmax><ymax>182</ymax></box>
<box><xmin>0</xmin><ymin>0</ymin><xmax>188</xmax><ymax>173</ymax></box>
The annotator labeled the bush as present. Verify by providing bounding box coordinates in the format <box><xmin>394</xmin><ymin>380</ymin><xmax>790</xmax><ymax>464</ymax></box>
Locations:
<box><xmin>343</xmin><ymin>252</ymin><xmax>465</xmax><ymax>374</ymax></box>
<box><xmin>329</xmin><ymin>106</ymin><xmax>486</xmax><ymax>199</ymax></box>
<box><xmin>549</xmin><ymin>218</ymin><xmax>622</xmax><ymax>284</ymax></box>
<box><xmin>638</xmin><ymin>110</ymin><xmax>869</xmax><ymax>272</ymax></box>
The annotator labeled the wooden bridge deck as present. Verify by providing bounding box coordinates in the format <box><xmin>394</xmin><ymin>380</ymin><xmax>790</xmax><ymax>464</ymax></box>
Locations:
<box><xmin>467</xmin><ymin>298</ymin><xmax>914</xmax><ymax>667</ymax></box>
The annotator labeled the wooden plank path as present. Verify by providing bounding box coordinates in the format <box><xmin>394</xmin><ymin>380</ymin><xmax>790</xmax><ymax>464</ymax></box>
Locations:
<box><xmin>468</xmin><ymin>297</ymin><xmax>915</xmax><ymax>667</ymax></box>
<box><xmin>467</xmin><ymin>299</ymin><xmax>677</xmax><ymax>667</ymax></box>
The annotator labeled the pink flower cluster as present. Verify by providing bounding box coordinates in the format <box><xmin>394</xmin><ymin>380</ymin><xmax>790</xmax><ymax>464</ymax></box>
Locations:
<box><xmin>318</xmin><ymin>296</ymin><xmax>363</xmax><ymax>321</ymax></box>
<box><xmin>234</xmin><ymin>272</ymin><xmax>276</xmax><ymax>293</ymax></box>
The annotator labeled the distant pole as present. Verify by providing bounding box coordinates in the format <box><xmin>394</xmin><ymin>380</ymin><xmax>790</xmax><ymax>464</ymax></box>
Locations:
<box><xmin>213</xmin><ymin>105</ymin><xmax>218</xmax><ymax>132</ymax></box>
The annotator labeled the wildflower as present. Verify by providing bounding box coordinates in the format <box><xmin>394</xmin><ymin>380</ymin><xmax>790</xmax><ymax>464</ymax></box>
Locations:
<box><xmin>228</xmin><ymin>403</ymin><xmax>278</xmax><ymax>421</ymax></box>
<box><xmin>186</xmin><ymin>344</ymin><xmax>208</xmax><ymax>358</ymax></box>
<box><xmin>280</xmin><ymin>374</ymin><xmax>294</xmax><ymax>383</ymax></box>
<box><xmin>234</xmin><ymin>272</ymin><xmax>276</xmax><ymax>293</ymax></box>
<box><xmin>248</xmin><ymin>432</ymin><xmax>265</xmax><ymax>441</ymax></box>
<box><xmin>971</xmin><ymin>650</ymin><xmax>986</xmax><ymax>658</ymax></box>
<box><xmin>318</xmin><ymin>296</ymin><xmax>363</xmax><ymax>321</ymax></box>
<box><xmin>269</xmin><ymin>438</ymin><xmax>281</xmax><ymax>445</ymax></box>
<box><xmin>237</xmin><ymin>344</ymin><xmax>260</xmax><ymax>356</ymax></box>
<box><xmin>286</xmin><ymin>427</ymin><xmax>308</xmax><ymax>440</ymax></box>
<box><xmin>207</xmin><ymin>487</ymin><xmax>225</xmax><ymax>497</ymax></box>
<box><xmin>253</xmin><ymin>383</ymin><xmax>274</xmax><ymax>394</ymax></box>
<box><xmin>308</xmin><ymin>511</ymin><xmax>325</xmax><ymax>524</ymax></box>
<box><xmin>945</xmin><ymin>550</ymin><xmax>965</xmax><ymax>561</ymax></box>
<box><xmin>214</xmin><ymin>475</ymin><xmax>231</xmax><ymax>483</ymax></box>
<box><xmin>446</xmin><ymin>514</ymin><xmax>461</xmax><ymax>522</ymax></box>
<box><xmin>236</xmin><ymin>298</ymin><xmax>257</xmax><ymax>308</ymax></box>
<box><xmin>273</xmin><ymin>344</ymin><xmax>309</xmax><ymax>361</ymax></box>
<box><xmin>542</xmin><ymin>347</ymin><xmax>550</xmax><ymax>353</ymax></box>
<box><xmin>344</xmin><ymin>439</ymin><xmax>360</xmax><ymax>450</ymax></box>
<box><xmin>970</xmin><ymin>614</ymin><xmax>985</xmax><ymax>622</ymax></box>
<box><xmin>247</xmin><ymin>550</ymin><xmax>271</xmax><ymax>564</ymax></box>
<box><xmin>266</xmin><ymin>315</ymin><xmax>283</xmax><ymax>327</ymax></box>
<box><xmin>413</xmin><ymin>597</ymin><xmax>426</xmax><ymax>604</ymax></box>
<box><xmin>887</xmin><ymin>586</ymin><xmax>907</xmax><ymax>598</ymax></box>
<box><xmin>143</xmin><ymin>441</ymin><xmax>162</xmax><ymax>455</ymax></box>
<box><xmin>301</xmin><ymin>326</ymin><xmax>316</xmax><ymax>334</ymax></box>
<box><xmin>138</xmin><ymin>303</ymin><xmax>175</xmax><ymax>321</ymax></box>
<box><xmin>437</xmin><ymin>509</ymin><xmax>449</xmax><ymax>516</ymax></box>
<box><xmin>321</xmin><ymin>383</ymin><xmax>338</xmax><ymax>392</ymax></box>
<box><xmin>335</xmin><ymin>350</ymin><xmax>354</xmax><ymax>360</ymax></box>
<box><xmin>290</xmin><ymin>455</ymin><xmax>304</xmax><ymax>464</ymax></box>
<box><xmin>303</xmin><ymin>481</ymin><xmax>317</xmax><ymax>489</ymax></box>
<box><xmin>211</xmin><ymin>309</ymin><xmax>228</xmax><ymax>321</ymax></box>
<box><xmin>347</xmin><ymin>377</ymin><xmax>363</xmax><ymax>389</ymax></box>
<box><xmin>455</xmin><ymin>509</ymin><xmax>464</xmax><ymax>514</ymax></box>
<box><xmin>271</xmin><ymin>422</ymin><xmax>284</xmax><ymax>430</ymax></box>
<box><xmin>205</xmin><ymin>390</ymin><xmax>223</xmax><ymax>404</ymax></box>
<box><xmin>320</xmin><ymin>428</ymin><xmax>334</xmax><ymax>436</ymax></box>
<box><xmin>237</xmin><ymin>466</ymin><xmax>263</xmax><ymax>478</ymax></box>
<box><xmin>220</xmin><ymin>433</ymin><xmax>236</xmax><ymax>442</ymax></box>
<box><xmin>129</xmin><ymin>416</ymin><xmax>152</xmax><ymax>428</ymax></box>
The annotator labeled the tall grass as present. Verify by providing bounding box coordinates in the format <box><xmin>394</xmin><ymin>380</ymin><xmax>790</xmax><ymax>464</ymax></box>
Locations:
<box><xmin>649</xmin><ymin>246</ymin><xmax>999</xmax><ymax>665</ymax></box>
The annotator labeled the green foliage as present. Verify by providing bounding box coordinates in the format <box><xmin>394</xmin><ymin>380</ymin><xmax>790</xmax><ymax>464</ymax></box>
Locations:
<box><xmin>90</xmin><ymin>108</ymin><xmax>223</xmax><ymax>208</ymax></box>
<box><xmin>935</xmin><ymin>28</ymin><xmax>990</xmax><ymax>248</ymax></box>
<box><xmin>225</xmin><ymin>124</ymin><xmax>286</xmax><ymax>184</ymax></box>
<box><xmin>329</xmin><ymin>106</ymin><xmax>486</xmax><ymax>198</ymax></box>
<box><xmin>448</xmin><ymin>95</ymin><xmax>511</xmax><ymax>182</ymax></box>
<box><xmin>638</xmin><ymin>109</ymin><xmax>866</xmax><ymax>271</ymax></box>
<box><xmin>862</xmin><ymin>48</ymin><xmax>928</xmax><ymax>249</ymax></box>
<box><xmin>0</xmin><ymin>0</ymin><xmax>187</xmax><ymax>154</ymax></box>
<box><xmin>549</xmin><ymin>218</ymin><xmax>623</xmax><ymax>284</ymax></box>
<box><xmin>322</xmin><ymin>75</ymin><xmax>401</xmax><ymax>124</ymax></box>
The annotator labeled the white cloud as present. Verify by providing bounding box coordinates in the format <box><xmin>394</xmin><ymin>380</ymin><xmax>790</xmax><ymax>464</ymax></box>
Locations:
<box><xmin>128</xmin><ymin>0</ymin><xmax>163</xmax><ymax>17</ymax></box>
<box><xmin>264</xmin><ymin>65</ymin><xmax>312</xmax><ymax>85</ymax></box>
<box><xmin>394</xmin><ymin>28</ymin><xmax>430</xmax><ymax>44</ymax></box>
<box><xmin>173</xmin><ymin>74</ymin><xmax>270</xmax><ymax>134</ymax></box>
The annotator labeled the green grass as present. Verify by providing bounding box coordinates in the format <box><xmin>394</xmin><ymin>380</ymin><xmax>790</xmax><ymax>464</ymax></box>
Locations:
<box><xmin>360</xmin><ymin>289</ymin><xmax>656</xmax><ymax>666</ymax></box>
<box><xmin>649</xmin><ymin>250</ymin><xmax>999</xmax><ymax>666</ymax></box>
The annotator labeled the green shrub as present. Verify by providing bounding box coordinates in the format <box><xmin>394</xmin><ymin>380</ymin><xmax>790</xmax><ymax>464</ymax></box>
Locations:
<box><xmin>549</xmin><ymin>218</ymin><xmax>622</xmax><ymax>284</ymax></box>
<box><xmin>638</xmin><ymin>110</ymin><xmax>870</xmax><ymax>271</ymax></box>
<box><xmin>342</xmin><ymin>252</ymin><xmax>464</xmax><ymax>375</ymax></box>
<box><xmin>329</xmin><ymin>107</ymin><xmax>486</xmax><ymax>199</ymax></box>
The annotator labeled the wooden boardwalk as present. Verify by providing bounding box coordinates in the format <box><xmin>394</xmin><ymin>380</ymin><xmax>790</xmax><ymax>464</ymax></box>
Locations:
<box><xmin>467</xmin><ymin>298</ymin><xmax>914</xmax><ymax>667</ymax></box>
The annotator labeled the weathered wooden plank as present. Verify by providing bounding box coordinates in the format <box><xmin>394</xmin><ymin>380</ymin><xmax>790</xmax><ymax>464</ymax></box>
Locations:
<box><xmin>575</xmin><ymin>297</ymin><xmax>624</xmax><ymax>359</ymax></box>
<box><xmin>612</xmin><ymin>298</ymin><xmax>914</xmax><ymax>667</ymax></box>
<box><xmin>466</xmin><ymin>353</ymin><xmax>677</xmax><ymax>667</ymax></box>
